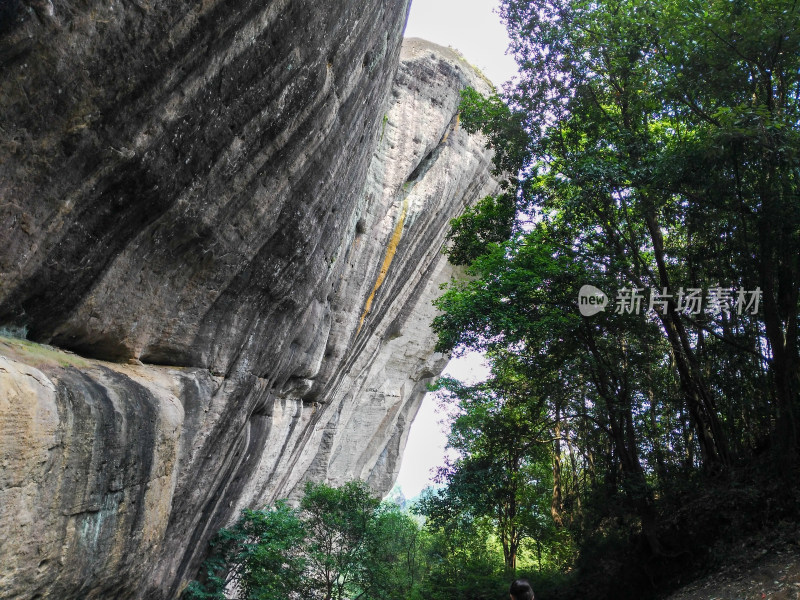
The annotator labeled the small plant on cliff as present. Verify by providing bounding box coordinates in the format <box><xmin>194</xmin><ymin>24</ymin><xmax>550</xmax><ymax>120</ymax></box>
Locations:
<box><xmin>380</xmin><ymin>113</ymin><xmax>389</xmax><ymax>142</ymax></box>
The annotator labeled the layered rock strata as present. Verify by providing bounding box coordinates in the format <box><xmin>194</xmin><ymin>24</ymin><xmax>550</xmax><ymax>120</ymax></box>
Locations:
<box><xmin>0</xmin><ymin>0</ymin><xmax>498</xmax><ymax>592</ymax></box>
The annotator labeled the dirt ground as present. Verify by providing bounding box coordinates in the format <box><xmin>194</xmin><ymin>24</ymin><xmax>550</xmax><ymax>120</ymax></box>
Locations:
<box><xmin>665</xmin><ymin>527</ymin><xmax>800</xmax><ymax>600</ymax></box>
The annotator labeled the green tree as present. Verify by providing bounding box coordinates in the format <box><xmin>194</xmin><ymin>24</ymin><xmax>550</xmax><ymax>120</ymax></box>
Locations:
<box><xmin>415</xmin><ymin>514</ymin><xmax>505</xmax><ymax>600</ymax></box>
<box><xmin>470</xmin><ymin>0</ymin><xmax>800</xmax><ymax>468</ymax></box>
<box><xmin>300</xmin><ymin>480</ymin><xmax>380</xmax><ymax>600</ymax></box>
<box><xmin>445</xmin><ymin>193</ymin><xmax>517</xmax><ymax>266</ymax></box>
<box><xmin>420</xmin><ymin>372</ymin><xmax>555</xmax><ymax>573</ymax></box>
<box><xmin>433</xmin><ymin>224</ymin><xmax>674</xmax><ymax>554</ymax></box>
<box><xmin>433</xmin><ymin>1</ymin><xmax>799</xmax><ymax>589</ymax></box>
<box><xmin>362</xmin><ymin>504</ymin><xmax>426</xmax><ymax>600</ymax></box>
<box><xmin>184</xmin><ymin>482</ymin><xmax>426</xmax><ymax>600</ymax></box>
<box><xmin>183</xmin><ymin>502</ymin><xmax>305</xmax><ymax>600</ymax></box>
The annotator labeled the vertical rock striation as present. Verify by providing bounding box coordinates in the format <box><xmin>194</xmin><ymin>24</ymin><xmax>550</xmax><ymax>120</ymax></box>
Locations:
<box><xmin>258</xmin><ymin>38</ymin><xmax>500</xmax><ymax>501</ymax></box>
<box><xmin>0</xmin><ymin>0</ymin><xmax>410</xmax><ymax>377</ymax></box>
<box><xmin>0</xmin><ymin>0</ymin><xmax>498</xmax><ymax>590</ymax></box>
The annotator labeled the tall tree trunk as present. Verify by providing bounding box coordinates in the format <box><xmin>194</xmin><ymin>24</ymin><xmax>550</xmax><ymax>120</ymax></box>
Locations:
<box><xmin>585</xmin><ymin>330</ymin><xmax>663</xmax><ymax>554</ymax></box>
<box><xmin>564</xmin><ymin>427</ymin><xmax>582</xmax><ymax>514</ymax></box>
<box><xmin>645</xmin><ymin>211</ymin><xmax>731</xmax><ymax>468</ymax></box>
<box><xmin>551</xmin><ymin>398</ymin><xmax>564</xmax><ymax>526</ymax></box>
<box><xmin>758</xmin><ymin>200</ymin><xmax>799</xmax><ymax>468</ymax></box>
<box><xmin>755</xmin><ymin>57</ymin><xmax>800</xmax><ymax>469</ymax></box>
<box><xmin>647</xmin><ymin>383</ymin><xmax>668</xmax><ymax>483</ymax></box>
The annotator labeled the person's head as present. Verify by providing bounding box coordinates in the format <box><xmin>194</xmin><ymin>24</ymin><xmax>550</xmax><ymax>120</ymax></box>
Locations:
<box><xmin>509</xmin><ymin>578</ymin><xmax>535</xmax><ymax>600</ymax></box>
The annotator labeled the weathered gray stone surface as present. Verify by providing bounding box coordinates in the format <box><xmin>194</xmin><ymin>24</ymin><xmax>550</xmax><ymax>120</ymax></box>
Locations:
<box><xmin>0</xmin><ymin>0</ymin><xmax>498</xmax><ymax>593</ymax></box>
<box><xmin>265</xmin><ymin>38</ymin><xmax>500</xmax><ymax>501</ymax></box>
<box><xmin>0</xmin><ymin>0</ymin><xmax>410</xmax><ymax>376</ymax></box>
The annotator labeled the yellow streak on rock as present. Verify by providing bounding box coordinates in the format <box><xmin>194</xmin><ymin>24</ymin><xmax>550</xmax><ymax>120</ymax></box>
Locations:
<box><xmin>357</xmin><ymin>197</ymin><xmax>410</xmax><ymax>335</ymax></box>
<box><xmin>440</xmin><ymin>112</ymin><xmax>459</xmax><ymax>145</ymax></box>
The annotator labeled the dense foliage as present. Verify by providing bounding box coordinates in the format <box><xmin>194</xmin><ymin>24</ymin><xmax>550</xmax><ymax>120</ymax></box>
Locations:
<box><xmin>427</xmin><ymin>0</ymin><xmax>800</xmax><ymax>597</ymax></box>
<box><xmin>184</xmin><ymin>481</ymin><xmax>540</xmax><ymax>600</ymax></box>
<box><xmin>184</xmin><ymin>481</ymin><xmax>426</xmax><ymax>600</ymax></box>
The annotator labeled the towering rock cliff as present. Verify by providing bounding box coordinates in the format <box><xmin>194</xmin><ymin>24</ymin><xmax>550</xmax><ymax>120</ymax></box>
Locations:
<box><xmin>0</xmin><ymin>0</ymin><xmax>498</xmax><ymax>595</ymax></box>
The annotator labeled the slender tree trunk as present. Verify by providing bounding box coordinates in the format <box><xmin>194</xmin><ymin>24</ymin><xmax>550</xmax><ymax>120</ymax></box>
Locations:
<box><xmin>645</xmin><ymin>210</ymin><xmax>731</xmax><ymax>468</ymax></box>
<box><xmin>585</xmin><ymin>330</ymin><xmax>663</xmax><ymax>554</ymax></box>
<box><xmin>648</xmin><ymin>384</ymin><xmax>668</xmax><ymax>483</ymax></box>
<box><xmin>536</xmin><ymin>538</ymin><xmax>542</xmax><ymax>569</ymax></box>
<box><xmin>758</xmin><ymin>207</ymin><xmax>799</xmax><ymax>467</ymax></box>
<box><xmin>552</xmin><ymin>398</ymin><xmax>564</xmax><ymax>526</ymax></box>
<box><xmin>564</xmin><ymin>427</ymin><xmax>582</xmax><ymax>514</ymax></box>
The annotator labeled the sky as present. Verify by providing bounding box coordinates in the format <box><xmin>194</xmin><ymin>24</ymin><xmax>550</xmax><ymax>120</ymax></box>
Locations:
<box><xmin>403</xmin><ymin>0</ymin><xmax>518</xmax><ymax>88</ymax></box>
<box><xmin>392</xmin><ymin>0</ymin><xmax>515</xmax><ymax>500</ymax></box>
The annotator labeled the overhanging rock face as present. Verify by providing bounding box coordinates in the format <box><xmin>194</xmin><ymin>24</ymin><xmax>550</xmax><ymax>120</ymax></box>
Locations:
<box><xmin>266</xmin><ymin>38</ymin><xmax>500</xmax><ymax>499</ymax></box>
<box><xmin>0</xmin><ymin>0</ymin><xmax>410</xmax><ymax>374</ymax></box>
<box><xmin>0</xmin><ymin>0</ymin><xmax>498</xmax><ymax>592</ymax></box>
